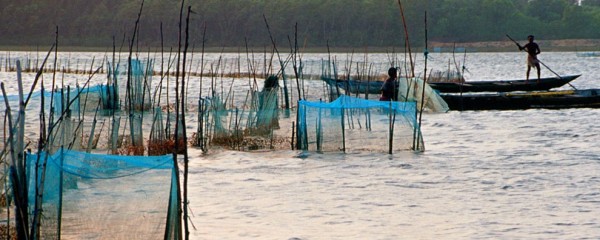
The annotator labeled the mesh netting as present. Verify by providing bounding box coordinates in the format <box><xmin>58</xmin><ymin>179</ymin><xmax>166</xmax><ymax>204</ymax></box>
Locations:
<box><xmin>1</xmin><ymin>85</ymin><xmax>116</xmax><ymax>152</ymax></box>
<box><xmin>114</xmin><ymin>59</ymin><xmax>153</xmax><ymax>111</ymax></box>
<box><xmin>297</xmin><ymin>95</ymin><xmax>424</xmax><ymax>153</ymax></box>
<box><xmin>397</xmin><ymin>77</ymin><xmax>449</xmax><ymax>113</ymax></box>
<box><xmin>26</xmin><ymin>149</ymin><xmax>180</xmax><ymax>239</ymax></box>
<box><xmin>197</xmin><ymin>88</ymin><xmax>289</xmax><ymax>151</ymax></box>
<box><xmin>320</xmin><ymin>60</ymin><xmax>449</xmax><ymax>113</ymax></box>
<box><xmin>2</xmin><ymin>84</ymin><xmax>117</xmax><ymax>118</ymax></box>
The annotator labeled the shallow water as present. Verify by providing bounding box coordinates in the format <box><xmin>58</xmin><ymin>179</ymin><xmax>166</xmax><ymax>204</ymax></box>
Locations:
<box><xmin>1</xmin><ymin>51</ymin><xmax>600</xmax><ymax>239</ymax></box>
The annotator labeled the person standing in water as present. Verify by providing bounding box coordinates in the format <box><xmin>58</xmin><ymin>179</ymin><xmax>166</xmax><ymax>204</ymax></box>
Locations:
<box><xmin>380</xmin><ymin>67</ymin><xmax>399</xmax><ymax>101</ymax></box>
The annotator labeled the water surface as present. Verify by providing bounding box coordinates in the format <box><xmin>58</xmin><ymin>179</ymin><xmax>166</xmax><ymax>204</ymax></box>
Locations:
<box><xmin>1</xmin><ymin>51</ymin><xmax>599</xmax><ymax>239</ymax></box>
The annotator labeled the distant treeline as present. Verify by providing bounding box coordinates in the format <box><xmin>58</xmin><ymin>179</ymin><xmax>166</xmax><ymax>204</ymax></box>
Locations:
<box><xmin>1</xmin><ymin>0</ymin><xmax>600</xmax><ymax>49</ymax></box>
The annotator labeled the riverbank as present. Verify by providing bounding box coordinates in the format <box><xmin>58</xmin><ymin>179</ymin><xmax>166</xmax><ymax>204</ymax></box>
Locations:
<box><xmin>430</xmin><ymin>39</ymin><xmax>600</xmax><ymax>52</ymax></box>
<box><xmin>1</xmin><ymin>39</ymin><xmax>599</xmax><ymax>53</ymax></box>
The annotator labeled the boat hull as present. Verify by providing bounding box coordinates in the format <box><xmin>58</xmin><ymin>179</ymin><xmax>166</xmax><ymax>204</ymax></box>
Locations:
<box><xmin>441</xmin><ymin>89</ymin><xmax>600</xmax><ymax>111</ymax></box>
<box><xmin>428</xmin><ymin>74</ymin><xmax>580</xmax><ymax>93</ymax></box>
<box><xmin>322</xmin><ymin>77</ymin><xmax>383</xmax><ymax>95</ymax></box>
<box><xmin>323</xmin><ymin>74</ymin><xmax>581</xmax><ymax>94</ymax></box>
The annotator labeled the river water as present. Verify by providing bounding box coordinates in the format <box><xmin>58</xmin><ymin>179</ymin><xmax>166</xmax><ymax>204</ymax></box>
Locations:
<box><xmin>188</xmin><ymin>110</ymin><xmax>600</xmax><ymax>239</ymax></box>
<box><xmin>1</xmin><ymin>51</ymin><xmax>599</xmax><ymax>239</ymax></box>
<box><xmin>187</xmin><ymin>52</ymin><xmax>600</xmax><ymax>240</ymax></box>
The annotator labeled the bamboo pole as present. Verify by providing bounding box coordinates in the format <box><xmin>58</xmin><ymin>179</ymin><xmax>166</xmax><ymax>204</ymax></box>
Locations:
<box><xmin>341</xmin><ymin>107</ymin><xmax>346</xmax><ymax>153</ymax></box>
<box><xmin>263</xmin><ymin>14</ymin><xmax>290</xmax><ymax>109</ymax></box>
<box><xmin>388</xmin><ymin>100</ymin><xmax>393</xmax><ymax>154</ymax></box>
<box><xmin>171</xmin><ymin>0</ymin><xmax>186</xmax><ymax>238</ymax></box>
<box><xmin>290</xmin><ymin>23</ymin><xmax>302</xmax><ymax>102</ymax></box>
<box><xmin>1</xmin><ymin>82</ymin><xmax>29</xmax><ymax>240</ymax></box>
<box><xmin>317</xmin><ymin>100</ymin><xmax>322</xmax><ymax>152</ymax></box>
<box><xmin>15</xmin><ymin>60</ymin><xmax>31</xmax><ymax>239</ymax></box>
<box><xmin>291</xmin><ymin>121</ymin><xmax>295</xmax><ymax>150</ymax></box>
<box><xmin>416</xmin><ymin>11</ymin><xmax>429</xmax><ymax>151</ymax></box>
<box><xmin>86</xmin><ymin>103</ymin><xmax>101</xmax><ymax>152</ymax></box>
<box><xmin>397</xmin><ymin>0</ymin><xmax>415</xmax><ymax>77</ymax></box>
<box><xmin>182</xmin><ymin>6</ymin><xmax>192</xmax><ymax>238</ymax></box>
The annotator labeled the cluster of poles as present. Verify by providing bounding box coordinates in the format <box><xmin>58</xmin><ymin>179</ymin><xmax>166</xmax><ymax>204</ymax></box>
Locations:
<box><xmin>0</xmin><ymin>0</ymin><xmax>443</xmax><ymax>239</ymax></box>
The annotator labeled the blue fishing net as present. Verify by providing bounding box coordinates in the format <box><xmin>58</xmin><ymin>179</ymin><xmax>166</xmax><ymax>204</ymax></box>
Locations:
<box><xmin>1</xmin><ymin>84</ymin><xmax>117</xmax><ymax>114</ymax></box>
<box><xmin>25</xmin><ymin>149</ymin><xmax>181</xmax><ymax>239</ymax></box>
<box><xmin>297</xmin><ymin>95</ymin><xmax>424</xmax><ymax>153</ymax></box>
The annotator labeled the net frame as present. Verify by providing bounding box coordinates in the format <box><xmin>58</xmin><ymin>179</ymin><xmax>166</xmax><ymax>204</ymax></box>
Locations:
<box><xmin>297</xmin><ymin>95</ymin><xmax>424</xmax><ymax>153</ymax></box>
<box><xmin>25</xmin><ymin>149</ymin><xmax>181</xmax><ymax>239</ymax></box>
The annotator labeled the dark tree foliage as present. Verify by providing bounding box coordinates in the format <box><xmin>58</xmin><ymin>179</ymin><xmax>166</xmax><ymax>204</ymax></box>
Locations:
<box><xmin>0</xmin><ymin>0</ymin><xmax>599</xmax><ymax>49</ymax></box>
<box><xmin>583</xmin><ymin>0</ymin><xmax>600</xmax><ymax>6</ymax></box>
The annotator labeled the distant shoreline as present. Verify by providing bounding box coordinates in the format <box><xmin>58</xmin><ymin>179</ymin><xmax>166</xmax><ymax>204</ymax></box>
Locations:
<box><xmin>1</xmin><ymin>39</ymin><xmax>599</xmax><ymax>53</ymax></box>
<box><xmin>429</xmin><ymin>39</ymin><xmax>600</xmax><ymax>52</ymax></box>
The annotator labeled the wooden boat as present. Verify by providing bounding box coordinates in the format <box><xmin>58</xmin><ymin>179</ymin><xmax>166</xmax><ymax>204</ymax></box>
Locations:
<box><xmin>321</xmin><ymin>77</ymin><xmax>383</xmax><ymax>95</ymax></box>
<box><xmin>323</xmin><ymin>74</ymin><xmax>580</xmax><ymax>94</ymax></box>
<box><xmin>428</xmin><ymin>74</ymin><xmax>581</xmax><ymax>93</ymax></box>
<box><xmin>441</xmin><ymin>89</ymin><xmax>600</xmax><ymax>111</ymax></box>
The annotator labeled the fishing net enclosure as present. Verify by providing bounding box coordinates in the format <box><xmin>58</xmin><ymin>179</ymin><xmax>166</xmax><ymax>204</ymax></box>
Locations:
<box><xmin>197</xmin><ymin>93</ymin><xmax>287</xmax><ymax>151</ymax></box>
<box><xmin>25</xmin><ymin>149</ymin><xmax>180</xmax><ymax>239</ymax></box>
<box><xmin>296</xmin><ymin>95</ymin><xmax>424</xmax><ymax>153</ymax></box>
<box><xmin>108</xmin><ymin>59</ymin><xmax>153</xmax><ymax>111</ymax></box>
<box><xmin>195</xmin><ymin>75</ymin><xmax>290</xmax><ymax>151</ymax></box>
<box><xmin>1</xmin><ymin>85</ymin><xmax>113</xmax><ymax>152</ymax></box>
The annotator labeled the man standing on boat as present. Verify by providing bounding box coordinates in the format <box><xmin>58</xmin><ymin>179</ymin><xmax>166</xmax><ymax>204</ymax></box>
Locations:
<box><xmin>519</xmin><ymin>35</ymin><xmax>541</xmax><ymax>83</ymax></box>
<box><xmin>380</xmin><ymin>67</ymin><xmax>399</xmax><ymax>101</ymax></box>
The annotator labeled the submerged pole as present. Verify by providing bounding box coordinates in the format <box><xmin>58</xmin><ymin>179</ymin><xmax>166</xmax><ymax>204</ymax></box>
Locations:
<box><xmin>341</xmin><ymin>107</ymin><xmax>346</xmax><ymax>153</ymax></box>
<box><xmin>388</xmin><ymin>101</ymin><xmax>394</xmax><ymax>154</ymax></box>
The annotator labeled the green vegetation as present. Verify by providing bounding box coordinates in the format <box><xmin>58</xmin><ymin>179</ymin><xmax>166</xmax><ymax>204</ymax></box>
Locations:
<box><xmin>1</xmin><ymin>0</ymin><xmax>600</xmax><ymax>49</ymax></box>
